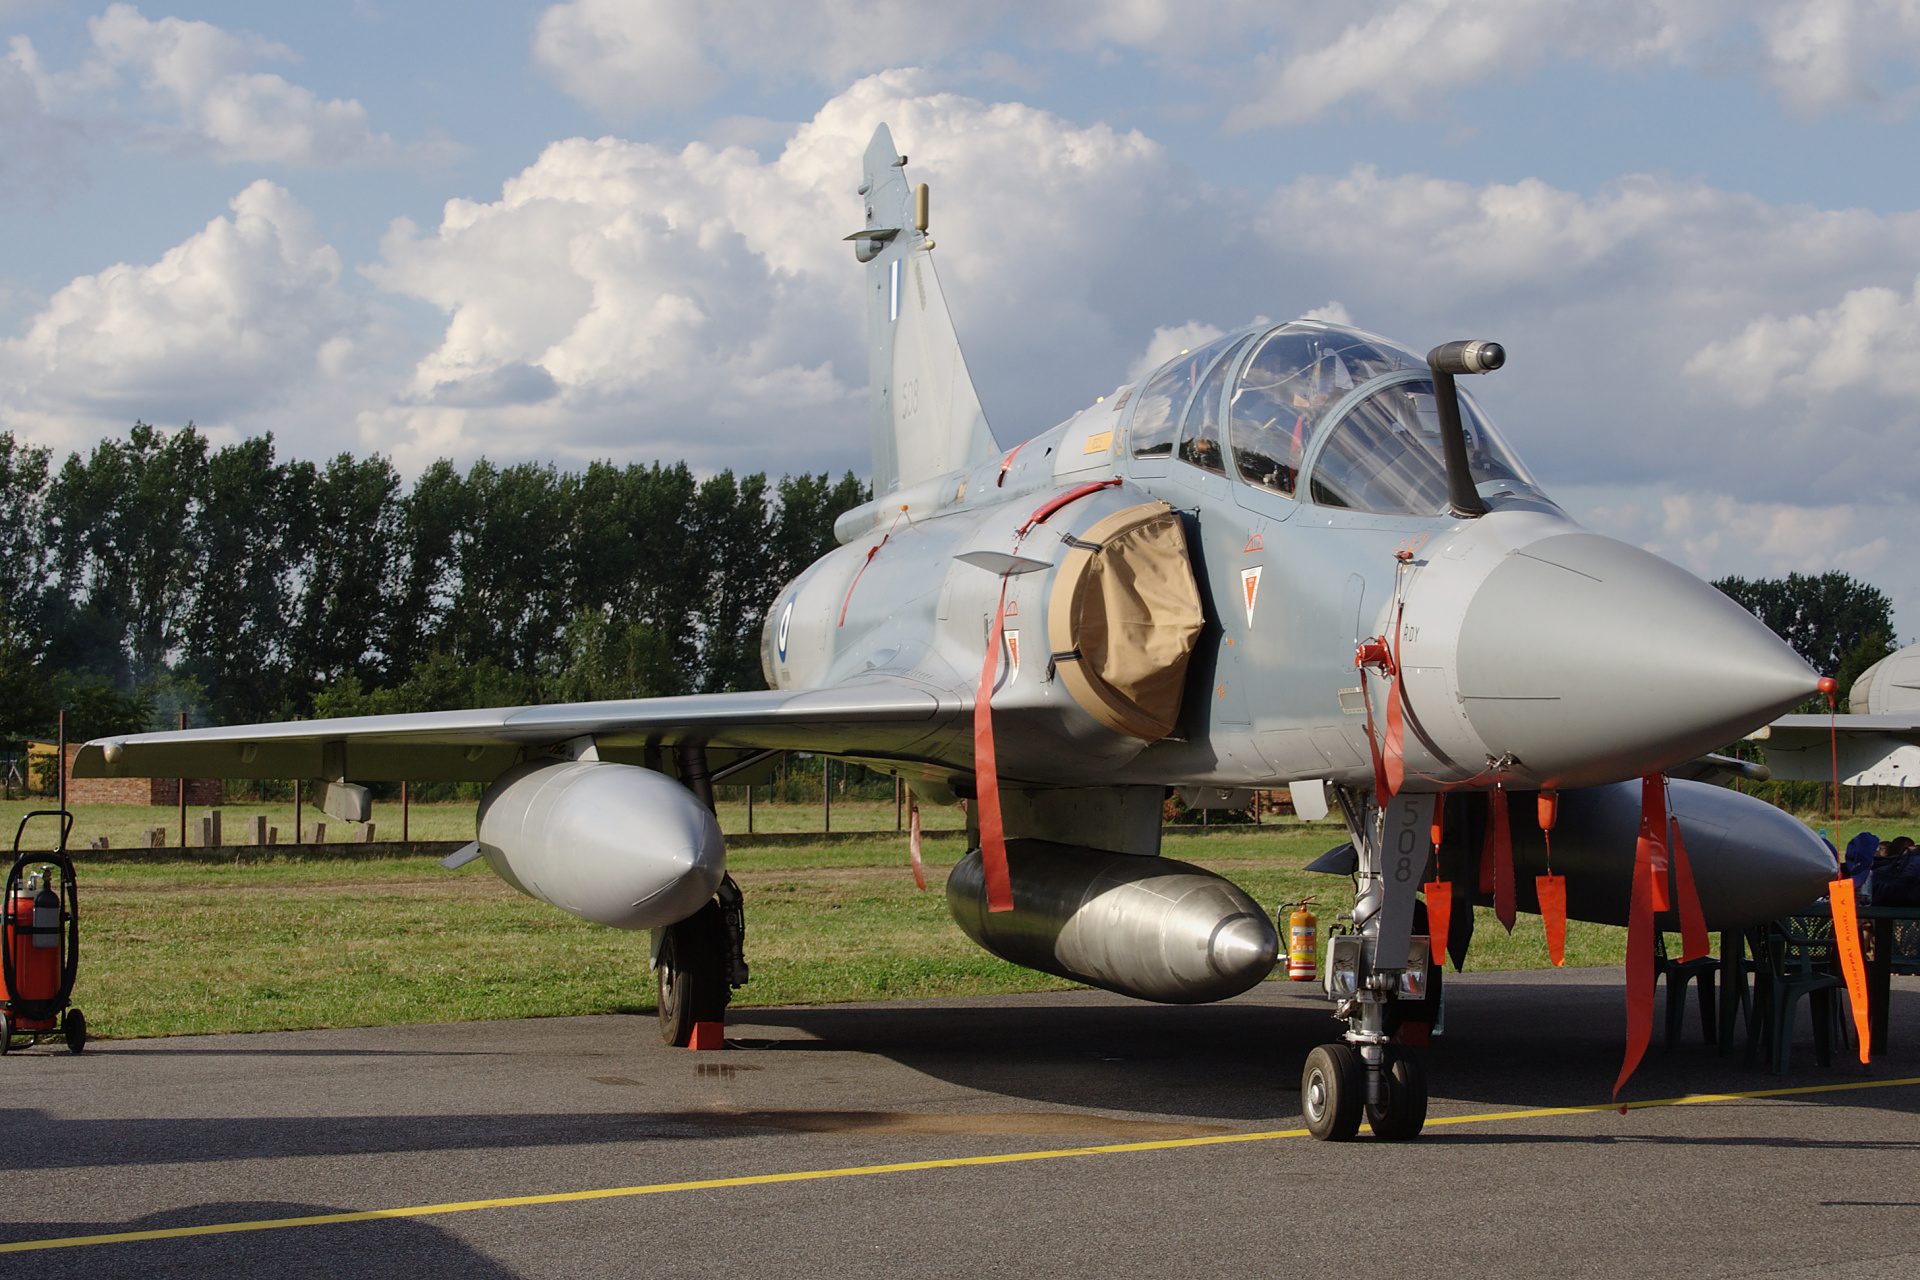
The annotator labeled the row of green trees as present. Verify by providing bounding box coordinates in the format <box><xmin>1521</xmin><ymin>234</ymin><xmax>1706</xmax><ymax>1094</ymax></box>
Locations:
<box><xmin>0</xmin><ymin>425</ymin><xmax>866</xmax><ymax>740</ymax></box>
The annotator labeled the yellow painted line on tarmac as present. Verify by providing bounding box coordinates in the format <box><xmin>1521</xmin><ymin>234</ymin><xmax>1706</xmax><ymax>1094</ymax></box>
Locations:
<box><xmin>6</xmin><ymin>1074</ymin><xmax>1918</xmax><ymax>1255</ymax></box>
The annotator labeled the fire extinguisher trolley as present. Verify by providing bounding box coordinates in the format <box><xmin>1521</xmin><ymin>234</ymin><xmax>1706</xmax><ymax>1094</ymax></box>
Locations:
<box><xmin>1</xmin><ymin>809</ymin><xmax>85</xmax><ymax>1053</ymax></box>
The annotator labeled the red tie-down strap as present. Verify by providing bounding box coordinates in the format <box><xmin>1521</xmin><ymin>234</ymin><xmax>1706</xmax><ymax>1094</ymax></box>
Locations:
<box><xmin>1615</xmin><ymin>773</ymin><xmax>1711</xmax><ymax>1100</ymax></box>
<box><xmin>973</xmin><ymin>479</ymin><xmax>1124</xmax><ymax>913</ymax></box>
<box><xmin>1356</xmin><ymin>636</ymin><xmax>1394</xmax><ymax>806</ymax></box>
<box><xmin>1817</xmin><ymin>674</ymin><xmax>1870</xmax><ymax>1064</ymax></box>
<box><xmin>975</xmin><ymin>577</ymin><xmax>1014</xmax><ymax>912</ymax></box>
<box><xmin>1486</xmin><ymin>786</ymin><xmax>1515</xmax><ymax>932</ymax></box>
<box><xmin>1668</xmin><ymin>806</ymin><xmax>1709</xmax><ymax>962</ymax></box>
<box><xmin>907</xmin><ymin>793</ymin><xmax>926</xmax><ymax>892</ymax></box>
<box><xmin>1830</xmin><ymin>875</ymin><xmax>1872</xmax><ymax>1065</ymax></box>
<box><xmin>1425</xmin><ymin>793</ymin><xmax>1451</xmax><ymax>970</ymax></box>
<box><xmin>1614</xmin><ymin>802</ymin><xmax>1658</xmax><ymax>1104</ymax></box>
<box><xmin>1639</xmin><ymin>773</ymin><xmax>1671</xmax><ymax>913</ymax></box>
<box><xmin>1536</xmin><ymin>790</ymin><xmax>1566</xmax><ymax>967</ymax></box>
<box><xmin>1384</xmin><ymin>605</ymin><xmax>1408</xmax><ymax>797</ymax></box>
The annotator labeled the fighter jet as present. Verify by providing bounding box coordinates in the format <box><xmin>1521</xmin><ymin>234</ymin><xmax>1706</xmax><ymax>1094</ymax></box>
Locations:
<box><xmin>1752</xmin><ymin>640</ymin><xmax>1920</xmax><ymax>787</ymax></box>
<box><xmin>75</xmin><ymin>124</ymin><xmax>1836</xmax><ymax>1141</ymax></box>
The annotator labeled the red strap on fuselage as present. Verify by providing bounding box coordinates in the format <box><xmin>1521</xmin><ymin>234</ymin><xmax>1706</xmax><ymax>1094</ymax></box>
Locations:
<box><xmin>972</xmin><ymin>478</ymin><xmax>1127</xmax><ymax>912</ymax></box>
<box><xmin>975</xmin><ymin>578</ymin><xmax>1013</xmax><ymax>912</ymax></box>
<box><xmin>1017</xmin><ymin>478</ymin><xmax>1121</xmax><ymax>536</ymax></box>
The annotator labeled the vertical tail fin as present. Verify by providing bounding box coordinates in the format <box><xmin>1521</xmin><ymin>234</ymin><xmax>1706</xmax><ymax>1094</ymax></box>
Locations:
<box><xmin>852</xmin><ymin>125</ymin><xmax>997</xmax><ymax>497</ymax></box>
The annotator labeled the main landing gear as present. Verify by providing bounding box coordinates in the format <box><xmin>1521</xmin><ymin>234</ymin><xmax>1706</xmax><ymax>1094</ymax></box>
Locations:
<box><xmin>655</xmin><ymin>874</ymin><xmax>750</xmax><ymax>1046</ymax></box>
<box><xmin>1302</xmin><ymin>786</ymin><xmax>1438</xmax><ymax>1141</ymax></box>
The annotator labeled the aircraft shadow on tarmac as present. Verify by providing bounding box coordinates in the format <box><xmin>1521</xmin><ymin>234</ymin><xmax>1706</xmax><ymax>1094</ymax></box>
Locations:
<box><xmin>0</xmin><ymin>1107</ymin><xmax>746</xmax><ymax>1172</ymax></box>
<box><xmin>732</xmin><ymin>977</ymin><xmax>1920</xmax><ymax>1121</ymax></box>
<box><xmin>0</xmin><ymin>1202</ymin><xmax>519</xmax><ymax>1279</ymax></box>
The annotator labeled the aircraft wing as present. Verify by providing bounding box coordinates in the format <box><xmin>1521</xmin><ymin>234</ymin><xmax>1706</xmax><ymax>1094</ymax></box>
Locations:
<box><xmin>72</xmin><ymin>680</ymin><xmax>968</xmax><ymax>784</ymax></box>
<box><xmin>1750</xmin><ymin>714</ymin><xmax>1920</xmax><ymax>785</ymax></box>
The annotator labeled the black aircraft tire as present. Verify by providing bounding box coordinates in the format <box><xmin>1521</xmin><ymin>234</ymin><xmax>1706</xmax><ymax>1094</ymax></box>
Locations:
<box><xmin>656</xmin><ymin>902</ymin><xmax>731</xmax><ymax>1047</ymax></box>
<box><xmin>63</xmin><ymin>1008</ymin><xmax>86</xmax><ymax>1054</ymax></box>
<box><xmin>1302</xmin><ymin>1043</ymin><xmax>1365</xmax><ymax>1142</ymax></box>
<box><xmin>0</xmin><ymin>1011</ymin><xmax>9</xmax><ymax>1054</ymax></box>
<box><xmin>1366</xmin><ymin>1047</ymin><xmax>1428</xmax><ymax>1141</ymax></box>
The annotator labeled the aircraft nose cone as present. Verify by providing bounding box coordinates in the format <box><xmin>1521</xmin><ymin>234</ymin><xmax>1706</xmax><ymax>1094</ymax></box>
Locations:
<box><xmin>1456</xmin><ymin>533</ymin><xmax>1818</xmax><ymax>788</ymax></box>
<box><xmin>1208</xmin><ymin>911</ymin><xmax>1280</xmax><ymax>983</ymax></box>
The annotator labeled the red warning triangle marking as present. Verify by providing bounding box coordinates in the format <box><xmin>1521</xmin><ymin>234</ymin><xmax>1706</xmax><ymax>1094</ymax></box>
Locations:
<box><xmin>1240</xmin><ymin>566</ymin><xmax>1262</xmax><ymax>626</ymax></box>
<box><xmin>1243</xmin><ymin>533</ymin><xmax>1264</xmax><ymax>552</ymax></box>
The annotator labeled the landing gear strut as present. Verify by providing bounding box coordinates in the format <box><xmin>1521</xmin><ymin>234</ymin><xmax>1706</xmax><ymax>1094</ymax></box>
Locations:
<box><xmin>1303</xmin><ymin>786</ymin><xmax>1435</xmax><ymax>1141</ymax></box>
<box><xmin>654</xmin><ymin>874</ymin><xmax>750</xmax><ymax>1046</ymax></box>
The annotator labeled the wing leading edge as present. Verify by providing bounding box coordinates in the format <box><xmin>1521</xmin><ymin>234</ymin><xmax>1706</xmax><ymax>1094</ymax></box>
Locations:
<box><xmin>73</xmin><ymin>682</ymin><xmax>967</xmax><ymax>784</ymax></box>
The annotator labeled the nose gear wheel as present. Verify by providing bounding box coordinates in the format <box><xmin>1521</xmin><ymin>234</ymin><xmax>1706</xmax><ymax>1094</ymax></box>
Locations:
<box><xmin>1301</xmin><ymin>1043</ymin><xmax>1365</xmax><ymax>1142</ymax></box>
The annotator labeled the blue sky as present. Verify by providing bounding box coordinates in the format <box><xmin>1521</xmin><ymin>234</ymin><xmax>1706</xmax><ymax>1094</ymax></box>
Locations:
<box><xmin>5</xmin><ymin>1</ymin><xmax>1920</xmax><ymax>639</ymax></box>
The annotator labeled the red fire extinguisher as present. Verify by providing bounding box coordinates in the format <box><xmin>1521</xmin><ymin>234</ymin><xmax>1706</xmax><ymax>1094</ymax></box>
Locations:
<box><xmin>1285</xmin><ymin>898</ymin><xmax>1319</xmax><ymax>981</ymax></box>
<box><xmin>2</xmin><ymin>810</ymin><xmax>85</xmax><ymax>1053</ymax></box>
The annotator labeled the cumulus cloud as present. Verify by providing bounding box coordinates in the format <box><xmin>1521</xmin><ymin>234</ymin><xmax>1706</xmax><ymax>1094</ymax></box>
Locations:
<box><xmin>0</xmin><ymin>179</ymin><xmax>378</xmax><ymax>448</ymax></box>
<box><xmin>359</xmin><ymin>70</ymin><xmax>1175</xmax><ymax>471</ymax></box>
<box><xmin>531</xmin><ymin>0</ymin><xmax>1016</xmax><ymax>115</ymax></box>
<box><xmin>1581</xmin><ymin>490</ymin><xmax>1894</xmax><ymax>592</ymax></box>
<box><xmin>529</xmin><ymin>1</ymin><xmax>1920</xmax><ymax>125</ymax></box>
<box><xmin>2</xmin><ymin>5</ymin><xmax>451</xmax><ymax>178</ymax></box>
<box><xmin>1124</xmin><ymin>321</ymin><xmax>1228</xmax><ymax>382</ymax></box>
<box><xmin>1687</xmin><ymin>274</ymin><xmax>1920</xmax><ymax>404</ymax></box>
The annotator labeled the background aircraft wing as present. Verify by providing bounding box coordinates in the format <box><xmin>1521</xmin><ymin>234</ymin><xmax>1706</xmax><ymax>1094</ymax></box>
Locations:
<box><xmin>1751</xmin><ymin>713</ymin><xmax>1920</xmax><ymax>785</ymax></box>
<box><xmin>73</xmin><ymin>680</ymin><xmax>967</xmax><ymax>784</ymax></box>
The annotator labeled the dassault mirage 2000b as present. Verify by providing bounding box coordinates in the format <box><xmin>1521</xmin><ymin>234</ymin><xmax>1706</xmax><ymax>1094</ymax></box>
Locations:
<box><xmin>78</xmin><ymin>125</ymin><xmax>1836</xmax><ymax>1141</ymax></box>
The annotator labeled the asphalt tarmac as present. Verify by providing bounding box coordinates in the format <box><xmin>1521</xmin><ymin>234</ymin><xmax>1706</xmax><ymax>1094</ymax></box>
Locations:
<box><xmin>2</xmin><ymin>969</ymin><xmax>1917</xmax><ymax>1279</ymax></box>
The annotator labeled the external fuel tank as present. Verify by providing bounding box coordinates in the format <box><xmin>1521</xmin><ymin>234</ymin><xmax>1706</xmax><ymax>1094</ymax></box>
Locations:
<box><xmin>477</xmin><ymin>759</ymin><xmax>725</xmax><ymax>930</ymax></box>
<box><xmin>947</xmin><ymin>840</ymin><xmax>1278</xmax><ymax>1003</ymax></box>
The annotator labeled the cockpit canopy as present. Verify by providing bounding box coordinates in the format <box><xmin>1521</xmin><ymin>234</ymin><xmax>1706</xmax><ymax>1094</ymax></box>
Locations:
<box><xmin>1126</xmin><ymin>320</ymin><xmax>1544</xmax><ymax>516</ymax></box>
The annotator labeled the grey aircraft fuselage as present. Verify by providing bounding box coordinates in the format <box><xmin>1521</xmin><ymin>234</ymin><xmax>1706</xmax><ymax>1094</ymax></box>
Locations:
<box><xmin>773</xmin><ymin>337</ymin><xmax>1813</xmax><ymax>805</ymax></box>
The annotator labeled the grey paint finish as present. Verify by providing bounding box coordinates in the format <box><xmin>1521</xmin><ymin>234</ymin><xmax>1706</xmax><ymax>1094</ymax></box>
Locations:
<box><xmin>946</xmin><ymin>841</ymin><xmax>1278</xmax><ymax>1003</ymax></box>
<box><xmin>1457</xmin><ymin>533</ymin><xmax>1818</xmax><ymax>788</ymax></box>
<box><xmin>476</xmin><ymin>759</ymin><xmax>724</xmax><ymax>930</ymax></box>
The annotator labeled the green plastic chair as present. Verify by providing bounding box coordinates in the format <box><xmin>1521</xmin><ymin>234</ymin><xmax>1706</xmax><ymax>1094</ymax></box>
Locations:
<box><xmin>1654</xmin><ymin>930</ymin><xmax>1719</xmax><ymax>1048</ymax></box>
<box><xmin>1746</xmin><ymin>913</ymin><xmax>1845</xmax><ymax>1075</ymax></box>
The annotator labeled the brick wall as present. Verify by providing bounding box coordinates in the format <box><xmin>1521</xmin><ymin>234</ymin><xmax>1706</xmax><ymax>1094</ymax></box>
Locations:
<box><xmin>31</xmin><ymin>743</ymin><xmax>220</xmax><ymax>805</ymax></box>
<box><xmin>147</xmin><ymin>777</ymin><xmax>223</xmax><ymax>806</ymax></box>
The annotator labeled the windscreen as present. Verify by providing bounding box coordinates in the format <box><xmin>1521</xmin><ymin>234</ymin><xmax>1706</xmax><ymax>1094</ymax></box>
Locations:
<box><xmin>1129</xmin><ymin>333</ymin><xmax>1241</xmax><ymax>459</ymax></box>
<box><xmin>1228</xmin><ymin>325</ymin><xmax>1424</xmax><ymax>497</ymax></box>
<box><xmin>1177</xmin><ymin>334</ymin><xmax>1255</xmax><ymax>475</ymax></box>
<box><xmin>1308</xmin><ymin>380</ymin><xmax>1538</xmax><ymax>516</ymax></box>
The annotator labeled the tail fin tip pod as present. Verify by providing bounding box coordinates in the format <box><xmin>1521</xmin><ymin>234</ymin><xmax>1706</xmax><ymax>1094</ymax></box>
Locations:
<box><xmin>855</xmin><ymin>123</ymin><xmax>997</xmax><ymax>498</ymax></box>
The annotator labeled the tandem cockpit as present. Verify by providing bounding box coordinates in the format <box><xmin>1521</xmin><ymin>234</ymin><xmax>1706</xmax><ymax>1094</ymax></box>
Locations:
<box><xmin>1122</xmin><ymin>320</ymin><xmax>1549</xmax><ymax>517</ymax></box>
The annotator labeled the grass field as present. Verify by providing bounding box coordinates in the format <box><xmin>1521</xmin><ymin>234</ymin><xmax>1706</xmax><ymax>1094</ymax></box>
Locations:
<box><xmin>14</xmin><ymin>818</ymin><xmax>1646</xmax><ymax>1042</ymax></box>
<box><xmin>7</xmin><ymin>793</ymin><xmax>1874</xmax><ymax>1043</ymax></box>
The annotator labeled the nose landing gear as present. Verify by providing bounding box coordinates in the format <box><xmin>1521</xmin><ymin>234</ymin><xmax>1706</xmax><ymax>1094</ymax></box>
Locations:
<box><xmin>1302</xmin><ymin>787</ymin><xmax>1437</xmax><ymax>1141</ymax></box>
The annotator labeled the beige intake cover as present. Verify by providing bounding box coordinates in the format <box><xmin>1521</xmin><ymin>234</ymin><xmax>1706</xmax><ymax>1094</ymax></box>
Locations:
<box><xmin>1046</xmin><ymin>501</ymin><xmax>1205</xmax><ymax>741</ymax></box>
